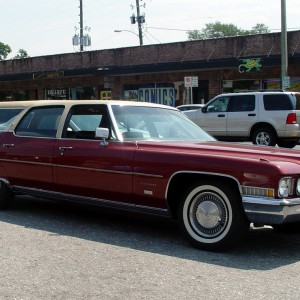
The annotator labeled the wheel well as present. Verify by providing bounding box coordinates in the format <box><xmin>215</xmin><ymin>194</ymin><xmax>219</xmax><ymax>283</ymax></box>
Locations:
<box><xmin>167</xmin><ymin>173</ymin><xmax>240</xmax><ymax>219</ymax></box>
<box><xmin>250</xmin><ymin>122</ymin><xmax>277</xmax><ymax>138</ymax></box>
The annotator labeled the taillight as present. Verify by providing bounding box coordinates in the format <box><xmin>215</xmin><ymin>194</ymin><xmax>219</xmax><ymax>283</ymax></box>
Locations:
<box><xmin>286</xmin><ymin>113</ymin><xmax>297</xmax><ymax>124</ymax></box>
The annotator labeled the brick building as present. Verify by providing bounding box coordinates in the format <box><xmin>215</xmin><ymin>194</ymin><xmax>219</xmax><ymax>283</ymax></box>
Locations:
<box><xmin>0</xmin><ymin>30</ymin><xmax>300</xmax><ymax>106</ymax></box>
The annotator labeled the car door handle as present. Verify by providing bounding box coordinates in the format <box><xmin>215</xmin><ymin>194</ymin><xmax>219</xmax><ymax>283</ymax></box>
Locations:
<box><xmin>248</xmin><ymin>114</ymin><xmax>256</xmax><ymax>116</ymax></box>
<box><xmin>218</xmin><ymin>114</ymin><xmax>226</xmax><ymax>117</ymax></box>
<box><xmin>59</xmin><ymin>146</ymin><xmax>74</xmax><ymax>155</ymax></box>
<box><xmin>3</xmin><ymin>144</ymin><xmax>14</xmax><ymax>148</ymax></box>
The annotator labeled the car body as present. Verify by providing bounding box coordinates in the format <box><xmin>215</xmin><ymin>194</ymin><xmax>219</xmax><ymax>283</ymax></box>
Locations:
<box><xmin>176</xmin><ymin>104</ymin><xmax>204</xmax><ymax>111</ymax></box>
<box><xmin>0</xmin><ymin>101</ymin><xmax>39</xmax><ymax>131</ymax></box>
<box><xmin>1</xmin><ymin>100</ymin><xmax>300</xmax><ymax>251</ymax></box>
<box><xmin>184</xmin><ymin>91</ymin><xmax>300</xmax><ymax>148</ymax></box>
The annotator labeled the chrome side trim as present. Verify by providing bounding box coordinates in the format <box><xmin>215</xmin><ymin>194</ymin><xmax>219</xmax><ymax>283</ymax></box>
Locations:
<box><xmin>0</xmin><ymin>158</ymin><xmax>163</xmax><ymax>178</ymax></box>
<box><xmin>13</xmin><ymin>185</ymin><xmax>170</xmax><ymax>217</ymax></box>
<box><xmin>165</xmin><ymin>170</ymin><xmax>242</xmax><ymax>199</ymax></box>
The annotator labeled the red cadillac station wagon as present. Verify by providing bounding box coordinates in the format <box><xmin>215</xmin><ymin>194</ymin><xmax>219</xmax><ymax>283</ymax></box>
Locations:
<box><xmin>1</xmin><ymin>100</ymin><xmax>300</xmax><ymax>251</ymax></box>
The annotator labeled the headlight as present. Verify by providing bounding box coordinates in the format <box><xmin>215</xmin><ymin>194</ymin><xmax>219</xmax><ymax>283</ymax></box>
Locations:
<box><xmin>278</xmin><ymin>177</ymin><xmax>293</xmax><ymax>198</ymax></box>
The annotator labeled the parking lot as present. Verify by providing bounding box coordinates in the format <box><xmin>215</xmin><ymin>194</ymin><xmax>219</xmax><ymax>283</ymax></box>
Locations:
<box><xmin>1</xmin><ymin>191</ymin><xmax>300</xmax><ymax>299</ymax></box>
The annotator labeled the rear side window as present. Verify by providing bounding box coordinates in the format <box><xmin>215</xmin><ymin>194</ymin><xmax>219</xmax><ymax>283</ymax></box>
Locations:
<box><xmin>263</xmin><ymin>94</ymin><xmax>293</xmax><ymax>111</ymax></box>
<box><xmin>15</xmin><ymin>106</ymin><xmax>64</xmax><ymax>137</ymax></box>
<box><xmin>0</xmin><ymin>108</ymin><xmax>23</xmax><ymax>123</ymax></box>
<box><xmin>292</xmin><ymin>93</ymin><xmax>300</xmax><ymax>110</ymax></box>
<box><xmin>228</xmin><ymin>95</ymin><xmax>255</xmax><ymax>112</ymax></box>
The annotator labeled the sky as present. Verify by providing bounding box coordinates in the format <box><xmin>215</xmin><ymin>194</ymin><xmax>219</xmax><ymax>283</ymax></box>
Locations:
<box><xmin>1</xmin><ymin>0</ymin><xmax>299</xmax><ymax>58</ymax></box>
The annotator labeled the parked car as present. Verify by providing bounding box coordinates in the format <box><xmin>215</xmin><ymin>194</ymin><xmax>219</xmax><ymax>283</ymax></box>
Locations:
<box><xmin>1</xmin><ymin>100</ymin><xmax>300</xmax><ymax>251</ymax></box>
<box><xmin>0</xmin><ymin>101</ymin><xmax>39</xmax><ymax>130</ymax></box>
<box><xmin>176</xmin><ymin>104</ymin><xmax>204</xmax><ymax>111</ymax></box>
<box><xmin>184</xmin><ymin>91</ymin><xmax>300</xmax><ymax>148</ymax></box>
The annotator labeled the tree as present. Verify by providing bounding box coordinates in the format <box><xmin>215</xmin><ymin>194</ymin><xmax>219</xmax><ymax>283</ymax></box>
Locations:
<box><xmin>0</xmin><ymin>42</ymin><xmax>12</xmax><ymax>60</ymax></box>
<box><xmin>14</xmin><ymin>49</ymin><xmax>29</xmax><ymax>59</ymax></box>
<box><xmin>188</xmin><ymin>21</ymin><xmax>270</xmax><ymax>40</ymax></box>
<box><xmin>247</xmin><ymin>23</ymin><xmax>270</xmax><ymax>35</ymax></box>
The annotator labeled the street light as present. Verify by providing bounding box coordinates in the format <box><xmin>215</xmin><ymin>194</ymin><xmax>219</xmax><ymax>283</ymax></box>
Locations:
<box><xmin>114</xmin><ymin>29</ymin><xmax>140</xmax><ymax>45</ymax></box>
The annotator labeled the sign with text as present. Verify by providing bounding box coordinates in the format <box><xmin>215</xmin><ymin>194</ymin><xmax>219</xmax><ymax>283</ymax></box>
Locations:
<box><xmin>184</xmin><ymin>76</ymin><xmax>198</xmax><ymax>88</ymax></box>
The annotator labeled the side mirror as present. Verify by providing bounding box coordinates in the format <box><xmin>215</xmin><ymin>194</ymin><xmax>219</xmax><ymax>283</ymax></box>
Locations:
<box><xmin>96</xmin><ymin>127</ymin><xmax>109</xmax><ymax>146</ymax></box>
<box><xmin>201</xmin><ymin>107</ymin><xmax>207</xmax><ymax>113</ymax></box>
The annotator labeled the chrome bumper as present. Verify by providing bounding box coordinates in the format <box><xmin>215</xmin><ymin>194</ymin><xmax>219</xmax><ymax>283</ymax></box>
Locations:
<box><xmin>242</xmin><ymin>196</ymin><xmax>300</xmax><ymax>224</ymax></box>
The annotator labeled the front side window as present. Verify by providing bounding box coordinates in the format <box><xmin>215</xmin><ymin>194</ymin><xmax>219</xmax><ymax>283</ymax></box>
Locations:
<box><xmin>206</xmin><ymin>97</ymin><xmax>229</xmax><ymax>113</ymax></box>
<box><xmin>63</xmin><ymin>104</ymin><xmax>113</xmax><ymax>140</ymax></box>
<box><xmin>15</xmin><ymin>106</ymin><xmax>64</xmax><ymax>137</ymax></box>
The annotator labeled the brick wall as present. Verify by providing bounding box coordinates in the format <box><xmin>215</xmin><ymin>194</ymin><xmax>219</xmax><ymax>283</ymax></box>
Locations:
<box><xmin>1</xmin><ymin>31</ymin><xmax>299</xmax><ymax>76</ymax></box>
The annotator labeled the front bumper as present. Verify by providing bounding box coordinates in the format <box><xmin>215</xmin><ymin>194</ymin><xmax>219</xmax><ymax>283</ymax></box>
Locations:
<box><xmin>242</xmin><ymin>196</ymin><xmax>300</xmax><ymax>225</ymax></box>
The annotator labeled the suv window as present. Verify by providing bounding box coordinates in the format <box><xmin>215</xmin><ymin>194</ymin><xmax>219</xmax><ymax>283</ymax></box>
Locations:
<box><xmin>263</xmin><ymin>94</ymin><xmax>293</xmax><ymax>111</ymax></box>
<box><xmin>228</xmin><ymin>95</ymin><xmax>255</xmax><ymax>112</ymax></box>
<box><xmin>291</xmin><ymin>93</ymin><xmax>300</xmax><ymax>110</ymax></box>
<box><xmin>15</xmin><ymin>106</ymin><xmax>64</xmax><ymax>137</ymax></box>
<box><xmin>207</xmin><ymin>96</ymin><xmax>229</xmax><ymax>112</ymax></box>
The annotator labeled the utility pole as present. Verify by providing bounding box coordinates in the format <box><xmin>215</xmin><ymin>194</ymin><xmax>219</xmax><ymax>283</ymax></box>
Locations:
<box><xmin>136</xmin><ymin>0</ymin><xmax>143</xmax><ymax>46</ymax></box>
<box><xmin>281</xmin><ymin>0</ymin><xmax>289</xmax><ymax>89</ymax></box>
<box><xmin>72</xmin><ymin>0</ymin><xmax>91</xmax><ymax>52</ymax></box>
<box><xmin>130</xmin><ymin>1</ymin><xmax>145</xmax><ymax>46</ymax></box>
<box><xmin>80</xmin><ymin>0</ymin><xmax>83</xmax><ymax>52</ymax></box>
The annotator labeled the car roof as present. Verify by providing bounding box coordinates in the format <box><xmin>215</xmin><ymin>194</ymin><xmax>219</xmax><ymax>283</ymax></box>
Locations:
<box><xmin>215</xmin><ymin>91</ymin><xmax>300</xmax><ymax>97</ymax></box>
<box><xmin>0</xmin><ymin>101</ymin><xmax>41</xmax><ymax>108</ymax></box>
<box><xmin>7</xmin><ymin>100</ymin><xmax>177</xmax><ymax>110</ymax></box>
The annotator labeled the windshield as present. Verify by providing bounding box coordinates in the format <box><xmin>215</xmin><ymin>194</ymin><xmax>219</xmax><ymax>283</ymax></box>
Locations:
<box><xmin>111</xmin><ymin>105</ymin><xmax>215</xmax><ymax>142</ymax></box>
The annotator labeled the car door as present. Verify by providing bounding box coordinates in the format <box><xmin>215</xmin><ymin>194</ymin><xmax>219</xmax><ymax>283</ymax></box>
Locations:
<box><xmin>196</xmin><ymin>96</ymin><xmax>229</xmax><ymax>136</ymax></box>
<box><xmin>53</xmin><ymin>104</ymin><xmax>135</xmax><ymax>204</ymax></box>
<box><xmin>226</xmin><ymin>95</ymin><xmax>258</xmax><ymax>137</ymax></box>
<box><xmin>0</xmin><ymin>106</ymin><xmax>64</xmax><ymax>191</ymax></box>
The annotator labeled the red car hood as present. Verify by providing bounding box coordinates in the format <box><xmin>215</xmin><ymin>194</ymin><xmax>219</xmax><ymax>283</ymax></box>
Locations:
<box><xmin>136</xmin><ymin>140</ymin><xmax>300</xmax><ymax>165</ymax></box>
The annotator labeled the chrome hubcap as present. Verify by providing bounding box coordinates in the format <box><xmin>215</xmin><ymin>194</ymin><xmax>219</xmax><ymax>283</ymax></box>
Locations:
<box><xmin>189</xmin><ymin>192</ymin><xmax>227</xmax><ymax>238</ymax></box>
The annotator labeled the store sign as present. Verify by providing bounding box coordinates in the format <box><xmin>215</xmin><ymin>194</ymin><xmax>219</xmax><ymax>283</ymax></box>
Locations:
<box><xmin>238</xmin><ymin>58</ymin><xmax>262</xmax><ymax>73</ymax></box>
<box><xmin>138</xmin><ymin>87</ymin><xmax>175</xmax><ymax>106</ymax></box>
<box><xmin>47</xmin><ymin>89</ymin><xmax>67</xmax><ymax>97</ymax></box>
<box><xmin>33</xmin><ymin>71</ymin><xmax>64</xmax><ymax>79</ymax></box>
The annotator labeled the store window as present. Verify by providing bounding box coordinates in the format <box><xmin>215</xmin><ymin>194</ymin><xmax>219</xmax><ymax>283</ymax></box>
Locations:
<box><xmin>222</xmin><ymin>80</ymin><xmax>261</xmax><ymax>93</ymax></box>
<box><xmin>0</xmin><ymin>90</ymin><xmax>30</xmax><ymax>101</ymax></box>
<box><xmin>70</xmin><ymin>86</ymin><xmax>96</xmax><ymax>100</ymax></box>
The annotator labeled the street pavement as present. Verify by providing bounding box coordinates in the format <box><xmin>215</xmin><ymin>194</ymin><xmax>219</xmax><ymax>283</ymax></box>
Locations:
<box><xmin>1</xmin><ymin>195</ymin><xmax>300</xmax><ymax>300</ymax></box>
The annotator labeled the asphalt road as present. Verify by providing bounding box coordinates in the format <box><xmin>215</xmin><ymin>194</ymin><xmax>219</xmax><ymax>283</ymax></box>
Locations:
<box><xmin>1</xmin><ymin>193</ymin><xmax>300</xmax><ymax>300</ymax></box>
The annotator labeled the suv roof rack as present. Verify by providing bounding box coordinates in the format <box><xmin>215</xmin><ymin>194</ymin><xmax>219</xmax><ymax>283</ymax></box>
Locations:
<box><xmin>233</xmin><ymin>89</ymin><xmax>286</xmax><ymax>93</ymax></box>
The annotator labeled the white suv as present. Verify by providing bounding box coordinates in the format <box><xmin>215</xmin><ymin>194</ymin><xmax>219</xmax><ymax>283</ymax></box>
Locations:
<box><xmin>184</xmin><ymin>91</ymin><xmax>300</xmax><ymax>148</ymax></box>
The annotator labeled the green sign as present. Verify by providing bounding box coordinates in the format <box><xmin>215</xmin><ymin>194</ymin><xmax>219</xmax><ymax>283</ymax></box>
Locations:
<box><xmin>238</xmin><ymin>58</ymin><xmax>262</xmax><ymax>73</ymax></box>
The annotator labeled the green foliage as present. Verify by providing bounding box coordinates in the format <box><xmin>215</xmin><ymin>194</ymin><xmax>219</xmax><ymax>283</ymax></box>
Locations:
<box><xmin>187</xmin><ymin>21</ymin><xmax>271</xmax><ymax>40</ymax></box>
<box><xmin>14</xmin><ymin>49</ymin><xmax>29</xmax><ymax>59</ymax></box>
<box><xmin>0</xmin><ymin>42</ymin><xmax>12</xmax><ymax>60</ymax></box>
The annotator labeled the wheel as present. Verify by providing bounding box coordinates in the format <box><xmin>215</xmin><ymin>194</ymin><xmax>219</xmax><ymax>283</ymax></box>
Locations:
<box><xmin>252</xmin><ymin>127</ymin><xmax>276</xmax><ymax>146</ymax></box>
<box><xmin>277</xmin><ymin>140</ymin><xmax>297</xmax><ymax>148</ymax></box>
<box><xmin>178</xmin><ymin>180</ymin><xmax>249</xmax><ymax>251</ymax></box>
<box><xmin>0</xmin><ymin>181</ymin><xmax>14</xmax><ymax>210</ymax></box>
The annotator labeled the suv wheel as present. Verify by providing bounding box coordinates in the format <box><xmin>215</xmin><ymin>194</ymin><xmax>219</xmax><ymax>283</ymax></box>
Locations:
<box><xmin>252</xmin><ymin>127</ymin><xmax>276</xmax><ymax>146</ymax></box>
